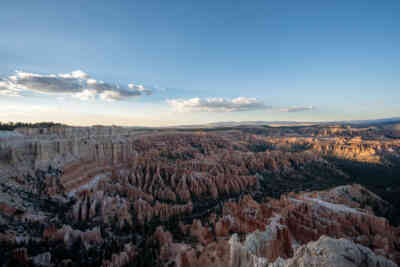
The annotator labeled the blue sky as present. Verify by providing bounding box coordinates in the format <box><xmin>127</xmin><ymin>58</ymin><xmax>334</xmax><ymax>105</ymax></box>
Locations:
<box><xmin>0</xmin><ymin>0</ymin><xmax>399</xmax><ymax>126</ymax></box>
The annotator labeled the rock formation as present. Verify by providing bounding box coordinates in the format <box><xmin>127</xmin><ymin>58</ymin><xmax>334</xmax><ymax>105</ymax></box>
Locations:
<box><xmin>268</xmin><ymin>236</ymin><xmax>397</xmax><ymax>267</ymax></box>
<box><xmin>1</xmin><ymin>125</ymin><xmax>400</xmax><ymax>266</ymax></box>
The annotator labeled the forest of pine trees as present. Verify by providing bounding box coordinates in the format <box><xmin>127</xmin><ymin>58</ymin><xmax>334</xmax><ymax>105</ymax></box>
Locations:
<box><xmin>0</xmin><ymin>122</ymin><xmax>65</xmax><ymax>131</ymax></box>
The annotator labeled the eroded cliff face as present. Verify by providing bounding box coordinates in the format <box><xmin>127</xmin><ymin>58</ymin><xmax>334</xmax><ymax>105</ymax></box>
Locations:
<box><xmin>268</xmin><ymin>236</ymin><xmax>397</xmax><ymax>267</ymax></box>
<box><xmin>2</xmin><ymin>125</ymin><xmax>399</xmax><ymax>175</ymax></box>
<box><xmin>1</xmin><ymin>125</ymin><xmax>400</xmax><ymax>266</ymax></box>
<box><xmin>263</xmin><ymin>135</ymin><xmax>400</xmax><ymax>164</ymax></box>
<box><xmin>0</xmin><ymin>127</ymin><xmax>165</xmax><ymax>186</ymax></box>
<box><xmin>2</xmin><ymin>126</ymin><xmax>400</xmax><ymax>198</ymax></box>
<box><xmin>151</xmin><ymin>185</ymin><xmax>400</xmax><ymax>267</ymax></box>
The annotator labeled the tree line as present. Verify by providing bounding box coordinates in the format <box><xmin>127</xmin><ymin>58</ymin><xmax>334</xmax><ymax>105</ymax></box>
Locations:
<box><xmin>0</xmin><ymin>121</ymin><xmax>65</xmax><ymax>131</ymax></box>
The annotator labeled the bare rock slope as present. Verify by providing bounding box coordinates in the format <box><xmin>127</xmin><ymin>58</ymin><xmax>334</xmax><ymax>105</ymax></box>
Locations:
<box><xmin>269</xmin><ymin>236</ymin><xmax>397</xmax><ymax>267</ymax></box>
<box><xmin>1</xmin><ymin>125</ymin><xmax>400</xmax><ymax>266</ymax></box>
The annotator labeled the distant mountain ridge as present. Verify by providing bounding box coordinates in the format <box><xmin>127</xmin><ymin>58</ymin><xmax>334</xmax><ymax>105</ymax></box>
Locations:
<box><xmin>170</xmin><ymin>117</ymin><xmax>400</xmax><ymax>128</ymax></box>
<box><xmin>1</xmin><ymin>117</ymin><xmax>399</xmax><ymax>130</ymax></box>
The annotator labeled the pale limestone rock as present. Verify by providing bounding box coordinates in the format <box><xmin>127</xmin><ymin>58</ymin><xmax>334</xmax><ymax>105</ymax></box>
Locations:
<box><xmin>32</xmin><ymin>252</ymin><xmax>52</xmax><ymax>266</ymax></box>
<box><xmin>268</xmin><ymin>236</ymin><xmax>397</xmax><ymax>267</ymax></box>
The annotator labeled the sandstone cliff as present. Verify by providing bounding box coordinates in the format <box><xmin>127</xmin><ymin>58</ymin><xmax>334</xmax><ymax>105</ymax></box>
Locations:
<box><xmin>1</xmin><ymin>125</ymin><xmax>400</xmax><ymax>266</ymax></box>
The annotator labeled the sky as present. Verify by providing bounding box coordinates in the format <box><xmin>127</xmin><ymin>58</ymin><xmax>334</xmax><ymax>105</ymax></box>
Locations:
<box><xmin>0</xmin><ymin>0</ymin><xmax>399</xmax><ymax>126</ymax></box>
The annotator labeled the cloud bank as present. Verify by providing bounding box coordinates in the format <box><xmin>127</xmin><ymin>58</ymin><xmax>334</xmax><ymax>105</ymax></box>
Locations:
<box><xmin>0</xmin><ymin>79</ymin><xmax>20</xmax><ymax>96</ymax></box>
<box><xmin>1</xmin><ymin>70</ymin><xmax>315</xmax><ymax>114</ymax></box>
<box><xmin>167</xmin><ymin>97</ymin><xmax>271</xmax><ymax>112</ymax></box>
<box><xmin>0</xmin><ymin>70</ymin><xmax>152</xmax><ymax>101</ymax></box>
<box><xmin>280</xmin><ymin>106</ymin><xmax>315</xmax><ymax>112</ymax></box>
<box><xmin>168</xmin><ymin>97</ymin><xmax>316</xmax><ymax>113</ymax></box>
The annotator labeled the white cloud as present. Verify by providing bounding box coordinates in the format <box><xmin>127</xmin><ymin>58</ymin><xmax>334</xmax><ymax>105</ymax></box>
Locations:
<box><xmin>99</xmin><ymin>88</ymin><xmax>144</xmax><ymax>101</ymax></box>
<box><xmin>280</xmin><ymin>106</ymin><xmax>315</xmax><ymax>112</ymax></box>
<box><xmin>0</xmin><ymin>79</ymin><xmax>21</xmax><ymax>96</ymax></box>
<box><xmin>86</xmin><ymin>78</ymin><xmax>98</xmax><ymax>84</ymax></box>
<box><xmin>129</xmin><ymin>83</ymin><xmax>152</xmax><ymax>95</ymax></box>
<box><xmin>0</xmin><ymin>70</ymin><xmax>153</xmax><ymax>101</ymax></box>
<box><xmin>167</xmin><ymin>97</ymin><xmax>316</xmax><ymax>113</ymax></box>
<box><xmin>6</xmin><ymin>70</ymin><xmax>84</xmax><ymax>94</ymax></box>
<box><xmin>0</xmin><ymin>89</ymin><xmax>20</xmax><ymax>97</ymax></box>
<box><xmin>58</xmin><ymin>70</ymin><xmax>89</xmax><ymax>79</ymax></box>
<box><xmin>73</xmin><ymin>89</ymin><xmax>97</xmax><ymax>101</ymax></box>
<box><xmin>167</xmin><ymin>97</ymin><xmax>270</xmax><ymax>112</ymax></box>
<box><xmin>99</xmin><ymin>90</ymin><xmax>123</xmax><ymax>101</ymax></box>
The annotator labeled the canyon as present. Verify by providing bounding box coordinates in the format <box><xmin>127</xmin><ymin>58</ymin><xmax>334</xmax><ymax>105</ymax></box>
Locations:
<box><xmin>0</xmin><ymin>123</ymin><xmax>400</xmax><ymax>266</ymax></box>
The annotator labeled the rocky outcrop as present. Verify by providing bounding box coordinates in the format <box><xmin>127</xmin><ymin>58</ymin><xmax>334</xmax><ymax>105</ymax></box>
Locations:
<box><xmin>101</xmin><ymin>243</ymin><xmax>137</xmax><ymax>267</ymax></box>
<box><xmin>0</xmin><ymin>126</ymin><xmax>142</xmax><ymax>178</ymax></box>
<box><xmin>153</xmin><ymin>226</ymin><xmax>194</xmax><ymax>266</ymax></box>
<box><xmin>151</xmin><ymin>184</ymin><xmax>400</xmax><ymax>266</ymax></box>
<box><xmin>14</xmin><ymin>126</ymin><xmax>135</xmax><ymax>138</ymax></box>
<box><xmin>2</xmin><ymin>126</ymin><xmax>399</xmax><ymax>200</ymax></box>
<box><xmin>70</xmin><ymin>190</ymin><xmax>132</xmax><ymax>227</ymax></box>
<box><xmin>312</xmin><ymin>184</ymin><xmax>390</xmax><ymax>213</ymax></box>
<box><xmin>11</xmin><ymin>247</ymin><xmax>29</xmax><ymax>265</ymax></box>
<box><xmin>268</xmin><ymin>236</ymin><xmax>397</xmax><ymax>267</ymax></box>
<box><xmin>43</xmin><ymin>224</ymin><xmax>103</xmax><ymax>248</ymax></box>
<box><xmin>133</xmin><ymin>198</ymin><xmax>193</xmax><ymax>224</ymax></box>
<box><xmin>32</xmin><ymin>252</ymin><xmax>52</xmax><ymax>267</ymax></box>
<box><xmin>311</xmin><ymin>137</ymin><xmax>382</xmax><ymax>163</ymax></box>
<box><xmin>280</xmin><ymin>192</ymin><xmax>400</xmax><ymax>262</ymax></box>
<box><xmin>264</xmin><ymin>135</ymin><xmax>400</xmax><ymax>164</ymax></box>
<box><xmin>1</xmin><ymin>126</ymin><xmax>400</xmax><ymax>266</ymax></box>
